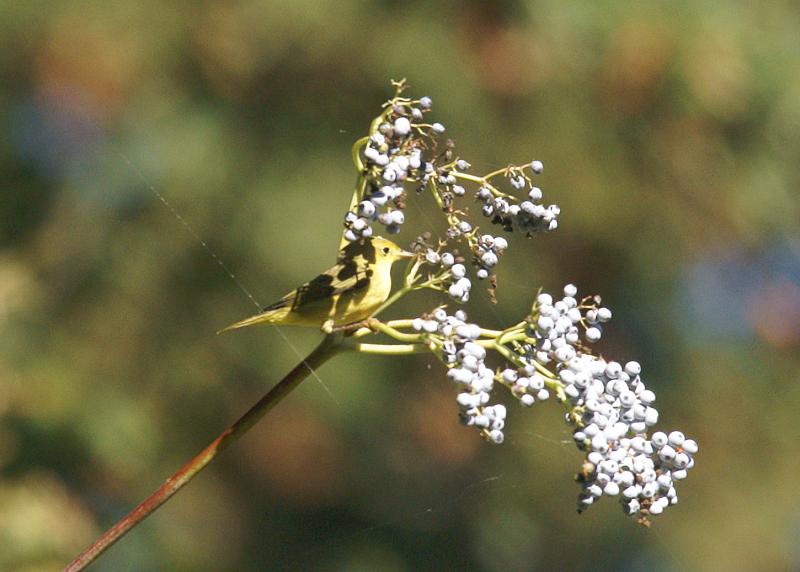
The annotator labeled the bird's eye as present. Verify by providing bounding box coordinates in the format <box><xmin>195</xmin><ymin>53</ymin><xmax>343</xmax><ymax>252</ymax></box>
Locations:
<box><xmin>382</xmin><ymin>247</ymin><xmax>390</xmax><ymax>254</ymax></box>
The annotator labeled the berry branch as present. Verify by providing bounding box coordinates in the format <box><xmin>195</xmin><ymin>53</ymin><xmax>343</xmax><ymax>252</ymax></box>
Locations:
<box><xmin>344</xmin><ymin>79</ymin><xmax>698</xmax><ymax>523</ymax></box>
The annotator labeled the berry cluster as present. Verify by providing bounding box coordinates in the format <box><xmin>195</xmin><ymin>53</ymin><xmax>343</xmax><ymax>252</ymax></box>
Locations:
<box><xmin>342</xmin><ymin>84</ymin><xmax>566</xmax><ymax>311</ymax></box>
<box><xmin>472</xmin><ymin>234</ymin><xmax>507</xmax><ymax>280</ymax></box>
<box><xmin>412</xmin><ymin>308</ymin><xmax>506</xmax><ymax>444</ymax></box>
<box><xmin>422</xmin><ymin>249</ymin><xmax>473</xmax><ymax>304</ymax></box>
<box><xmin>476</xmin><ymin>164</ymin><xmax>559</xmax><ymax>236</ymax></box>
<box><xmin>528</xmin><ymin>285</ymin><xmax>613</xmax><ymax>364</ymax></box>
<box><xmin>446</xmin><ymin>262</ymin><xmax>472</xmax><ymax>303</ymax></box>
<box><xmin>498</xmin><ymin>365</ymin><xmax>550</xmax><ymax>407</ymax></box>
<box><xmin>343</xmin><ymin>98</ymin><xmax>441</xmax><ymax>242</ymax></box>
<box><xmin>409</xmin><ymin>284</ymin><xmax>697</xmax><ymax>521</ymax></box>
<box><xmin>544</xmin><ymin>296</ymin><xmax>696</xmax><ymax>518</ymax></box>
<box><xmin>575</xmin><ymin>427</ymin><xmax>698</xmax><ymax>518</ymax></box>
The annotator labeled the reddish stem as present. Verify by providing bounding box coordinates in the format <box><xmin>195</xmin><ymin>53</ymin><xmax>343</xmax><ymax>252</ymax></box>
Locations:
<box><xmin>64</xmin><ymin>335</ymin><xmax>342</xmax><ymax>572</ymax></box>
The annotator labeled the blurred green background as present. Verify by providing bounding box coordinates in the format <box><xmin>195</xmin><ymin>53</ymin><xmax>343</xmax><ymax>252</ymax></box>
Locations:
<box><xmin>2</xmin><ymin>1</ymin><xmax>799</xmax><ymax>570</ymax></box>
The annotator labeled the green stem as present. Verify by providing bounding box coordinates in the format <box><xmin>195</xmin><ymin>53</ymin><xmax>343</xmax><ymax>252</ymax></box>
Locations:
<box><xmin>367</xmin><ymin>319</ymin><xmax>426</xmax><ymax>343</ymax></box>
<box><xmin>351</xmin><ymin>136</ymin><xmax>369</xmax><ymax>173</ymax></box>
<box><xmin>384</xmin><ymin>319</ymin><xmax>506</xmax><ymax>341</ymax></box>
<box><xmin>347</xmin><ymin>342</ymin><xmax>427</xmax><ymax>355</ymax></box>
<box><xmin>496</xmin><ymin>325</ymin><xmax>528</xmax><ymax>346</ymax></box>
<box><xmin>384</xmin><ymin>318</ymin><xmax>416</xmax><ymax>329</ymax></box>
<box><xmin>63</xmin><ymin>334</ymin><xmax>343</xmax><ymax>572</ymax></box>
<box><xmin>429</xmin><ymin>180</ymin><xmax>447</xmax><ymax>211</ymax></box>
<box><xmin>482</xmin><ymin>166</ymin><xmax>512</xmax><ymax>180</ymax></box>
<box><xmin>490</xmin><ymin>340</ymin><xmax>563</xmax><ymax>397</ymax></box>
<box><xmin>339</xmin><ymin>138</ymin><xmax>371</xmax><ymax>251</ymax></box>
<box><xmin>450</xmin><ymin>172</ymin><xmax>515</xmax><ymax>199</ymax></box>
<box><xmin>491</xmin><ymin>341</ymin><xmax>524</xmax><ymax>366</ymax></box>
<box><xmin>478</xmin><ymin>328</ymin><xmax>504</xmax><ymax>337</ymax></box>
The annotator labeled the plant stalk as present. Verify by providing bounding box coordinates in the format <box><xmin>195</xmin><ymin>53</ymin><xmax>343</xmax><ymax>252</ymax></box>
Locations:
<box><xmin>64</xmin><ymin>334</ymin><xmax>343</xmax><ymax>572</ymax></box>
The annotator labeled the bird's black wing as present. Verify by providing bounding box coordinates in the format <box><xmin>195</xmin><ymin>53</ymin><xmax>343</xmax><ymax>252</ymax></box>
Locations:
<box><xmin>261</xmin><ymin>260</ymin><xmax>373</xmax><ymax>313</ymax></box>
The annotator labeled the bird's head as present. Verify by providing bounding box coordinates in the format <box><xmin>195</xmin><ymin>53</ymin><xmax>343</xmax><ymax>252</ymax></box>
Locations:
<box><xmin>338</xmin><ymin>236</ymin><xmax>415</xmax><ymax>267</ymax></box>
<box><xmin>372</xmin><ymin>236</ymin><xmax>415</xmax><ymax>263</ymax></box>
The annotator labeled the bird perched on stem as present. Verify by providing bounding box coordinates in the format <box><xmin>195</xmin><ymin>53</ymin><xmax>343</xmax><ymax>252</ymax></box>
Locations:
<box><xmin>218</xmin><ymin>236</ymin><xmax>414</xmax><ymax>334</ymax></box>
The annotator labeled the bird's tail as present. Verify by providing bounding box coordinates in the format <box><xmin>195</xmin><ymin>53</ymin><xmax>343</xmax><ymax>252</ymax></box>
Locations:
<box><xmin>217</xmin><ymin>311</ymin><xmax>278</xmax><ymax>335</ymax></box>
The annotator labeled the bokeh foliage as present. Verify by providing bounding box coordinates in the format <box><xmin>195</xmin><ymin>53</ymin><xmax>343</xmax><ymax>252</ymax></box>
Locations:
<box><xmin>1</xmin><ymin>1</ymin><xmax>799</xmax><ymax>570</ymax></box>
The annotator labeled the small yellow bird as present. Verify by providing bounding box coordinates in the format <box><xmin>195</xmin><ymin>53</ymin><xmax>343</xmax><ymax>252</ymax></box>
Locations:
<box><xmin>219</xmin><ymin>236</ymin><xmax>415</xmax><ymax>334</ymax></box>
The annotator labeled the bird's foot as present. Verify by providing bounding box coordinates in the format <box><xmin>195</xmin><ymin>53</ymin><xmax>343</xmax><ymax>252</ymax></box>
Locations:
<box><xmin>323</xmin><ymin>319</ymin><xmax>374</xmax><ymax>336</ymax></box>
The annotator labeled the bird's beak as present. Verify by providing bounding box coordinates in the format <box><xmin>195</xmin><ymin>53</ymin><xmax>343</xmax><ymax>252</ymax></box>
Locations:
<box><xmin>398</xmin><ymin>249</ymin><xmax>416</xmax><ymax>259</ymax></box>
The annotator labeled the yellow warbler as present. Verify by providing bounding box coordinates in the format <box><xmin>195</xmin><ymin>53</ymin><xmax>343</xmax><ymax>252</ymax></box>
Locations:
<box><xmin>218</xmin><ymin>236</ymin><xmax>414</xmax><ymax>334</ymax></box>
